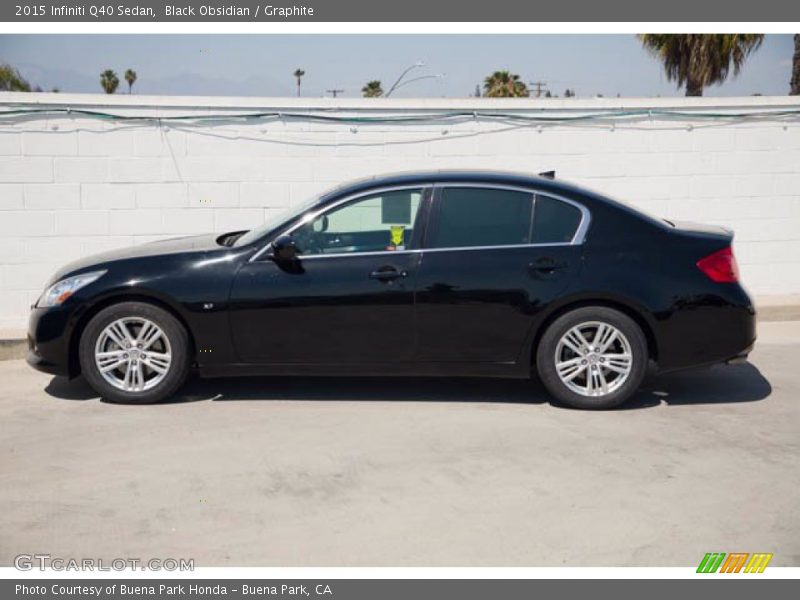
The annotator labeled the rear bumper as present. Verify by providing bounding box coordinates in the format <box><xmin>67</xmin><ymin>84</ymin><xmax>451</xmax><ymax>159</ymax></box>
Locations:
<box><xmin>725</xmin><ymin>355</ymin><xmax>749</xmax><ymax>365</ymax></box>
<box><xmin>654</xmin><ymin>285</ymin><xmax>756</xmax><ymax>373</ymax></box>
<box><xmin>725</xmin><ymin>344</ymin><xmax>754</xmax><ymax>365</ymax></box>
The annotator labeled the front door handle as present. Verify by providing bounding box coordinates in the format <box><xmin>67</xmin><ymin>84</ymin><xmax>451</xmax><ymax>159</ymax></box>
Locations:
<box><xmin>369</xmin><ymin>267</ymin><xmax>408</xmax><ymax>281</ymax></box>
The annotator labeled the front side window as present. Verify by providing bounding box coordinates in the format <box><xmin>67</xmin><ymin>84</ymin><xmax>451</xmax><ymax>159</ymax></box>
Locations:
<box><xmin>293</xmin><ymin>189</ymin><xmax>423</xmax><ymax>256</ymax></box>
<box><xmin>428</xmin><ymin>187</ymin><xmax>533</xmax><ymax>249</ymax></box>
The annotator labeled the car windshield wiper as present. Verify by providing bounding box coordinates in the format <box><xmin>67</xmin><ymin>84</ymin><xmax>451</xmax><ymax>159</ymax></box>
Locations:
<box><xmin>216</xmin><ymin>231</ymin><xmax>248</xmax><ymax>247</ymax></box>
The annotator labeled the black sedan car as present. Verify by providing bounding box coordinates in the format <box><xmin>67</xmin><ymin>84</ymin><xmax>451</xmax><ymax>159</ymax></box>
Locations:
<box><xmin>27</xmin><ymin>170</ymin><xmax>755</xmax><ymax>409</ymax></box>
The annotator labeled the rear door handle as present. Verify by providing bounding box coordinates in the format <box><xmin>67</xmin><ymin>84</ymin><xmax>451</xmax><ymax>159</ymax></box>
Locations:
<box><xmin>529</xmin><ymin>258</ymin><xmax>568</xmax><ymax>276</ymax></box>
<box><xmin>369</xmin><ymin>267</ymin><xmax>408</xmax><ymax>281</ymax></box>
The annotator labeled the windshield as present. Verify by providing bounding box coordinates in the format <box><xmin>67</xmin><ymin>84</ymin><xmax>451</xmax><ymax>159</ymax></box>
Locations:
<box><xmin>233</xmin><ymin>194</ymin><xmax>322</xmax><ymax>247</ymax></box>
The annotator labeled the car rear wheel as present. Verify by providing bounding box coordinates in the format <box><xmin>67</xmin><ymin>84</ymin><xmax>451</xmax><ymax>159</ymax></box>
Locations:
<box><xmin>536</xmin><ymin>306</ymin><xmax>648</xmax><ymax>409</ymax></box>
<box><xmin>79</xmin><ymin>302</ymin><xmax>191</xmax><ymax>404</ymax></box>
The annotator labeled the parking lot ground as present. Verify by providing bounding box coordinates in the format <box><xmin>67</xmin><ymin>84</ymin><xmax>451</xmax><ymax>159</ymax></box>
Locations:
<box><xmin>1</xmin><ymin>323</ymin><xmax>799</xmax><ymax>567</ymax></box>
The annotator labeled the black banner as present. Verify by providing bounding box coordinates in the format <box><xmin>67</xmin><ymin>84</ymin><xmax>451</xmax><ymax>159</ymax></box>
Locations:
<box><xmin>4</xmin><ymin>0</ymin><xmax>799</xmax><ymax>22</ymax></box>
<box><xmin>6</xmin><ymin>579</ymin><xmax>800</xmax><ymax>600</ymax></box>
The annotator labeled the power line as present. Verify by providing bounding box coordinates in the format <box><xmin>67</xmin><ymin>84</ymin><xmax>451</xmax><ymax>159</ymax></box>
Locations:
<box><xmin>2</xmin><ymin>106</ymin><xmax>799</xmax><ymax>127</ymax></box>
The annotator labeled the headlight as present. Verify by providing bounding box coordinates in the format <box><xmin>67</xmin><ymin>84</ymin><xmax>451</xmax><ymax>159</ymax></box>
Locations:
<box><xmin>37</xmin><ymin>270</ymin><xmax>107</xmax><ymax>307</ymax></box>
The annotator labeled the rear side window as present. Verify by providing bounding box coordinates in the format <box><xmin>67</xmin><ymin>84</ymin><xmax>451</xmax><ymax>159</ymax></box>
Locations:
<box><xmin>429</xmin><ymin>187</ymin><xmax>533</xmax><ymax>249</ymax></box>
<box><xmin>532</xmin><ymin>195</ymin><xmax>582</xmax><ymax>243</ymax></box>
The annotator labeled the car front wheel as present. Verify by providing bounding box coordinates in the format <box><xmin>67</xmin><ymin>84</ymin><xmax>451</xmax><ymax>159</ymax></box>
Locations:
<box><xmin>79</xmin><ymin>301</ymin><xmax>191</xmax><ymax>404</ymax></box>
<box><xmin>536</xmin><ymin>306</ymin><xmax>648</xmax><ymax>409</ymax></box>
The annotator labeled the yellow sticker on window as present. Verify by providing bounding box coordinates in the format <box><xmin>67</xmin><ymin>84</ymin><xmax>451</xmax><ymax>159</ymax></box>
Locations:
<box><xmin>390</xmin><ymin>225</ymin><xmax>405</xmax><ymax>246</ymax></box>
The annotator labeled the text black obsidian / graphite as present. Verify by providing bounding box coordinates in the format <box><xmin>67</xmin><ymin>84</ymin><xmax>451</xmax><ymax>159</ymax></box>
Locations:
<box><xmin>163</xmin><ymin>5</ymin><xmax>316</xmax><ymax>17</ymax></box>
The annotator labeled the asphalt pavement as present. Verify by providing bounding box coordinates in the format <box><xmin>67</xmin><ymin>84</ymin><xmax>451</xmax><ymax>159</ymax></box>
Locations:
<box><xmin>1</xmin><ymin>322</ymin><xmax>798</xmax><ymax>567</ymax></box>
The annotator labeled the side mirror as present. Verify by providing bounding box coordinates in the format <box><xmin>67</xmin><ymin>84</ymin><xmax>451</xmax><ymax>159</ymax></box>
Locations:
<box><xmin>271</xmin><ymin>235</ymin><xmax>299</xmax><ymax>261</ymax></box>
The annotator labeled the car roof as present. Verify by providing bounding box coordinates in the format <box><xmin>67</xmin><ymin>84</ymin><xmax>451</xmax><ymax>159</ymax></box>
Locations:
<box><xmin>313</xmin><ymin>170</ymin><xmax>670</xmax><ymax>234</ymax></box>
<box><xmin>318</xmin><ymin>170</ymin><xmax>591</xmax><ymax>203</ymax></box>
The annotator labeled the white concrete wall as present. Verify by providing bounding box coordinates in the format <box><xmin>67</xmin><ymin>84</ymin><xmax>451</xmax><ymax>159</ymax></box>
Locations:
<box><xmin>1</xmin><ymin>92</ymin><xmax>799</xmax><ymax>330</ymax></box>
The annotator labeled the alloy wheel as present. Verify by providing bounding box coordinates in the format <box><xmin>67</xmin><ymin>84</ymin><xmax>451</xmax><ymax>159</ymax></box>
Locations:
<box><xmin>94</xmin><ymin>317</ymin><xmax>172</xmax><ymax>393</ymax></box>
<box><xmin>554</xmin><ymin>321</ymin><xmax>633</xmax><ymax>397</ymax></box>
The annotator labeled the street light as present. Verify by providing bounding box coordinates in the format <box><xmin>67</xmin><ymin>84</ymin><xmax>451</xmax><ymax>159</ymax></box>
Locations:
<box><xmin>385</xmin><ymin>61</ymin><xmax>426</xmax><ymax>97</ymax></box>
<box><xmin>390</xmin><ymin>73</ymin><xmax>447</xmax><ymax>94</ymax></box>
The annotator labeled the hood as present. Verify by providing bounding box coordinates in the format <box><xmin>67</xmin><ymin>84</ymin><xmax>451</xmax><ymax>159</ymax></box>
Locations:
<box><xmin>48</xmin><ymin>233</ymin><xmax>225</xmax><ymax>284</ymax></box>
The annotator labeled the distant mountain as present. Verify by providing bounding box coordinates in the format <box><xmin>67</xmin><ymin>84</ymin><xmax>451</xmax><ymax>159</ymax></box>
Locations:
<box><xmin>12</xmin><ymin>62</ymin><xmax>291</xmax><ymax>97</ymax></box>
<box><xmin>14</xmin><ymin>63</ymin><xmax>97</xmax><ymax>92</ymax></box>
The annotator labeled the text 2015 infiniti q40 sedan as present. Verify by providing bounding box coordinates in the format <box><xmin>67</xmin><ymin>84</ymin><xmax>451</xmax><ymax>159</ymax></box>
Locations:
<box><xmin>27</xmin><ymin>171</ymin><xmax>755</xmax><ymax>409</ymax></box>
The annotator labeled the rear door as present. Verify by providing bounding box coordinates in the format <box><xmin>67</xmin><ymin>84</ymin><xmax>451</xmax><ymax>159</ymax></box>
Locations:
<box><xmin>414</xmin><ymin>184</ymin><xmax>587</xmax><ymax>363</ymax></box>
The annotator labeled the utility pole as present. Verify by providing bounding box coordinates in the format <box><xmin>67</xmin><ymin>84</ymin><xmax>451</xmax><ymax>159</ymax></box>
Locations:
<box><xmin>326</xmin><ymin>88</ymin><xmax>344</xmax><ymax>98</ymax></box>
<box><xmin>528</xmin><ymin>80</ymin><xmax>547</xmax><ymax>98</ymax></box>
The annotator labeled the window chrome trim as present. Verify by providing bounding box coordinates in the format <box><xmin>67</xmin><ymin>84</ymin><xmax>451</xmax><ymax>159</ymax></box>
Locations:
<box><xmin>292</xmin><ymin>249</ymin><xmax>421</xmax><ymax>260</ymax></box>
<box><xmin>284</xmin><ymin>242</ymin><xmax>577</xmax><ymax>261</ymax></box>
<box><xmin>249</xmin><ymin>181</ymin><xmax>591</xmax><ymax>262</ymax></box>
<box><xmin>423</xmin><ymin>241</ymin><xmax>575</xmax><ymax>254</ymax></box>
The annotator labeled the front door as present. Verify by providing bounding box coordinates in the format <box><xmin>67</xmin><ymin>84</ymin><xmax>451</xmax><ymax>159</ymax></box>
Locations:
<box><xmin>414</xmin><ymin>185</ymin><xmax>586</xmax><ymax>363</ymax></box>
<box><xmin>228</xmin><ymin>187</ymin><xmax>428</xmax><ymax>364</ymax></box>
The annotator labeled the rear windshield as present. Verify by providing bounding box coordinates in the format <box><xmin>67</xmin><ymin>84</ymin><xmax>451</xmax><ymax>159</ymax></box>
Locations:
<box><xmin>580</xmin><ymin>185</ymin><xmax>673</xmax><ymax>230</ymax></box>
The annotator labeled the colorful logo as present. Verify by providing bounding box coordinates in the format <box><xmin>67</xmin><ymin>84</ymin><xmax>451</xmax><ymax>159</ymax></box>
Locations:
<box><xmin>697</xmin><ymin>552</ymin><xmax>773</xmax><ymax>573</ymax></box>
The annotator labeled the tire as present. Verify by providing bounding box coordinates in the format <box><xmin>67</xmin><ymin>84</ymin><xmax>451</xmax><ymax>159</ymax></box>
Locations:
<box><xmin>536</xmin><ymin>306</ymin><xmax>648</xmax><ymax>409</ymax></box>
<box><xmin>79</xmin><ymin>301</ymin><xmax>191</xmax><ymax>404</ymax></box>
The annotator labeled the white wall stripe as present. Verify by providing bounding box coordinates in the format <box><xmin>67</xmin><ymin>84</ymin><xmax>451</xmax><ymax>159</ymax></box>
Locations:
<box><xmin>1</xmin><ymin>93</ymin><xmax>799</xmax><ymax>329</ymax></box>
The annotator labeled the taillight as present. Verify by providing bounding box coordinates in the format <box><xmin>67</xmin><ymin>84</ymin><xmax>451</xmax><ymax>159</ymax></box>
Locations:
<box><xmin>697</xmin><ymin>246</ymin><xmax>739</xmax><ymax>283</ymax></box>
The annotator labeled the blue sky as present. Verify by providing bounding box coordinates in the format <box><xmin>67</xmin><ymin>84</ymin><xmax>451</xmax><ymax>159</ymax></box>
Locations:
<box><xmin>0</xmin><ymin>34</ymin><xmax>794</xmax><ymax>98</ymax></box>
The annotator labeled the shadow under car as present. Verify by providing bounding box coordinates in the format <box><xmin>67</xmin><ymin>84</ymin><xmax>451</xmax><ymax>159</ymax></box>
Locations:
<box><xmin>43</xmin><ymin>362</ymin><xmax>771</xmax><ymax>409</ymax></box>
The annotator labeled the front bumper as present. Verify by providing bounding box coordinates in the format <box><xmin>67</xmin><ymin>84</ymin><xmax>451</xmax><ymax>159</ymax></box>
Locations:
<box><xmin>27</xmin><ymin>305</ymin><xmax>74</xmax><ymax>378</ymax></box>
<box><xmin>26</xmin><ymin>344</ymin><xmax>67</xmax><ymax>376</ymax></box>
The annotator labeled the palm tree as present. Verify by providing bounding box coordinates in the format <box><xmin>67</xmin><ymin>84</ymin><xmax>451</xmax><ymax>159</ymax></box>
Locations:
<box><xmin>791</xmin><ymin>34</ymin><xmax>800</xmax><ymax>95</ymax></box>
<box><xmin>482</xmin><ymin>71</ymin><xmax>529</xmax><ymax>98</ymax></box>
<box><xmin>638</xmin><ymin>34</ymin><xmax>764</xmax><ymax>96</ymax></box>
<box><xmin>124</xmin><ymin>69</ymin><xmax>137</xmax><ymax>94</ymax></box>
<box><xmin>0</xmin><ymin>62</ymin><xmax>32</xmax><ymax>91</ymax></box>
<box><xmin>361</xmin><ymin>80</ymin><xmax>384</xmax><ymax>98</ymax></box>
<box><xmin>293</xmin><ymin>68</ymin><xmax>305</xmax><ymax>97</ymax></box>
<box><xmin>100</xmin><ymin>70</ymin><xmax>119</xmax><ymax>94</ymax></box>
